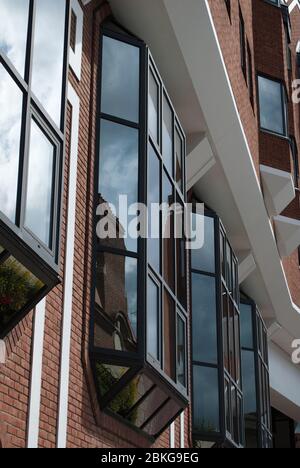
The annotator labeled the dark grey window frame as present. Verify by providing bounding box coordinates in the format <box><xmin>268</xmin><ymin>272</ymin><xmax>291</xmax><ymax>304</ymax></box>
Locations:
<box><xmin>191</xmin><ymin>205</ymin><xmax>244</xmax><ymax>449</ymax></box>
<box><xmin>257</xmin><ymin>73</ymin><xmax>289</xmax><ymax>139</ymax></box>
<box><xmin>90</xmin><ymin>22</ymin><xmax>189</xmax><ymax>441</ymax></box>
<box><xmin>241</xmin><ymin>296</ymin><xmax>272</xmax><ymax>448</ymax></box>
<box><xmin>0</xmin><ymin>0</ymin><xmax>70</xmax><ymax>338</ymax></box>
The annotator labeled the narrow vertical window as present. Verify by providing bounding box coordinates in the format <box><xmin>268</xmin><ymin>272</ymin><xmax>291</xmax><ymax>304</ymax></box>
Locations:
<box><xmin>239</xmin><ymin>8</ymin><xmax>246</xmax><ymax>80</ymax></box>
<box><xmin>258</xmin><ymin>75</ymin><xmax>287</xmax><ymax>136</ymax></box>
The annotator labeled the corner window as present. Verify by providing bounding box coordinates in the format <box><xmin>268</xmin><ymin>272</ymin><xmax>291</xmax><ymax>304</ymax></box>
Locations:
<box><xmin>0</xmin><ymin>0</ymin><xmax>69</xmax><ymax>337</ymax></box>
<box><xmin>91</xmin><ymin>23</ymin><xmax>188</xmax><ymax>439</ymax></box>
<box><xmin>258</xmin><ymin>75</ymin><xmax>288</xmax><ymax>137</ymax></box>
<box><xmin>241</xmin><ymin>297</ymin><xmax>272</xmax><ymax>448</ymax></box>
<box><xmin>191</xmin><ymin>207</ymin><xmax>243</xmax><ymax>448</ymax></box>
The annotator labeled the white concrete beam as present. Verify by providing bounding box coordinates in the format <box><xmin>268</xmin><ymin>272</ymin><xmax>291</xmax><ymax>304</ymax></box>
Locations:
<box><xmin>238</xmin><ymin>251</ymin><xmax>256</xmax><ymax>284</ymax></box>
<box><xmin>260</xmin><ymin>165</ymin><xmax>295</xmax><ymax>218</ymax></box>
<box><xmin>186</xmin><ymin>136</ymin><xmax>216</xmax><ymax>191</ymax></box>
<box><xmin>274</xmin><ymin>215</ymin><xmax>300</xmax><ymax>258</ymax></box>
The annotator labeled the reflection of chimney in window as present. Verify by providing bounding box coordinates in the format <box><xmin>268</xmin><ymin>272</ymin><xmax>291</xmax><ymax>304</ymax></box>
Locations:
<box><xmin>70</xmin><ymin>10</ymin><xmax>77</xmax><ymax>53</ymax></box>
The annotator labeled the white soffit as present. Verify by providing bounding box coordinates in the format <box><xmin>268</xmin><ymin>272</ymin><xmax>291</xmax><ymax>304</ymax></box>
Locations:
<box><xmin>260</xmin><ymin>165</ymin><xmax>295</xmax><ymax>217</ymax></box>
<box><xmin>186</xmin><ymin>136</ymin><xmax>216</xmax><ymax>191</ymax></box>
<box><xmin>274</xmin><ymin>215</ymin><xmax>300</xmax><ymax>258</ymax></box>
<box><xmin>161</xmin><ymin>0</ymin><xmax>300</xmax><ymax>342</ymax></box>
<box><xmin>269</xmin><ymin>341</ymin><xmax>300</xmax><ymax>421</ymax></box>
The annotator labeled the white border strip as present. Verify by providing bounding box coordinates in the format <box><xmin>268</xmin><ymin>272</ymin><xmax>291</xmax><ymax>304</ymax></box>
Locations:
<box><xmin>180</xmin><ymin>411</ymin><xmax>185</xmax><ymax>449</ymax></box>
<box><xmin>69</xmin><ymin>0</ymin><xmax>84</xmax><ymax>81</ymax></box>
<box><xmin>57</xmin><ymin>83</ymin><xmax>80</xmax><ymax>448</ymax></box>
<box><xmin>27</xmin><ymin>299</ymin><xmax>46</xmax><ymax>448</ymax></box>
<box><xmin>170</xmin><ymin>422</ymin><xmax>175</xmax><ymax>448</ymax></box>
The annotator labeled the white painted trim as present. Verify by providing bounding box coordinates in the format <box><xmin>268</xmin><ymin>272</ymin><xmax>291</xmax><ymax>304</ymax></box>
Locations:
<box><xmin>170</xmin><ymin>422</ymin><xmax>175</xmax><ymax>448</ymax></box>
<box><xmin>69</xmin><ymin>0</ymin><xmax>84</xmax><ymax>81</ymax></box>
<box><xmin>57</xmin><ymin>83</ymin><xmax>80</xmax><ymax>448</ymax></box>
<box><xmin>27</xmin><ymin>299</ymin><xmax>46</xmax><ymax>448</ymax></box>
<box><xmin>180</xmin><ymin>412</ymin><xmax>185</xmax><ymax>449</ymax></box>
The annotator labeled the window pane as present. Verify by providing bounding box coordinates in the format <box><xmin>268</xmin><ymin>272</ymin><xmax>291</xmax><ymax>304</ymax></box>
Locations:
<box><xmin>25</xmin><ymin>120</ymin><xmax>55</xmax><ymax>247</ymax></box>
<box><xmin>164</xmin><ymin>290</ymin><xmax>176</xmax><ymax>381</ymax></box>
<box><xmin>258</xmin><ymin>76</ymin><xmax>285</xmax><ymax>135</ymax></box>
<box><xmin>0</xmin><ymin>255</ymin><xmax>44</xmax><ymax>331</ymax></box>
<box><xmin>193</xmin><ymin>365</ymin><xmax>220</xmax><ymax>433</ymax></box>
<box><xmin>192</xmin><ymin>274</ymin><xmax>217</xmax><ymax>364</ymax></box>
<box><xmin>148</xmin><ymin>144</ymin><xmax>160</xmax><ymax>272</ymax></box>
<box><xmin>176</xmin><ymin>196</ymin><xmax>187</xmax><ymax>308</ymax></box>
<box><xmin>96</xmin><ymin>363</ymin><xmax>129</xmax><ymax>396</ymax></box>
<box><xmin>229</xmin><ymin>300</ymin><xmax>236</xmax><ymax>380</ymax></box>
<box><xmin>94</xmin><ymin>252</ymin><xmax>138</xmax><ymax>351</ymax></box>
<box><xmin>242</xmin><ymin>350</ymin><xmax>257</xmax><ymax>416</ymax></box>
<box><xmin>240</xmin><ymin>302</ymin><xmax>254</xmax><ymax>349</ymax></box>
<box><xmin>101</xmin><ymin>36</ymin><xmax>140</xmax><ymax>123</ymax></box>
<box><xmin>148</xmin><ymin>69</ymin><xmax>159</xmax><ymax>143</ymax></box>
<box><xmin>135</xmin><ymin>386</ymin><xmax>168</xmax><ymax>429</ymax></box>
<box><xmin>234</xmin><ymin>309</ymin><xmax>241</xmax><ymax>387</ymax></box>
<box><xmin>0</xmin><ymin>0</ymin><xmax>29</xmax><ymax>77</ymax></box>
<box><xmin>32</xmin><ymin>0</ymin><xmax>66</xmax><ymax>126</ymax></box>
<box><xmin>0</xmin><ymin>65</ymin><xmax>23</xmax><ymax>222</ymax></box>
<box><xmin>99</xmin><ymin>119</ymin><xmax>139</xmax><ymax>253</ymax></box>
<box><xmin>162</xmin><ymin>171</ymin><xmax>174</xmax><ymax>290</ymax></box>
<box><xmin>177</xmin><ymin>315</ymin><xmax>186</xmax><ymax>387</ymax></box>
<box><xmin>191</xmin><ymin>214</ymin><xmax>215</xmax><ymax>274</ymax></box>
<box><xmin>223</xmin><ymin>289</ymin><xmax>229</xmax><ymax>371</ymax></box>
<box><xmin>147</xmin><ymin>276</ymin><xmax>159</xmax><ymax>361</ymax></box>
<box><xmin>162</xmin><ymin>94</ymin><xmax>173</xmax><ymax>175</ymax></box>
<box><xmin>175</xmin><ymin>129</ymin><xmax>183</xmax><ymax>191</ymax></box>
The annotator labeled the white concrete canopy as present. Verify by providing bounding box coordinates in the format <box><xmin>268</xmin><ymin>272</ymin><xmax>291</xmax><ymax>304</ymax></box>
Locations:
<box><xmin>274</xmin><ymin>215</ymin><xmax>300</xmax><ymax>258</ymax></box>
<box><xmin>260</xmin><ymin>165</ymin><xmax>295</xmax><ymax>217</ymax></box>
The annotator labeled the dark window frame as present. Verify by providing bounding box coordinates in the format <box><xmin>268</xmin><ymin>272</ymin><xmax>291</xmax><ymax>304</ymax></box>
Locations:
<box><xmin>191</xmin><ymin>205</ymin><xmax>244</xmax><ymax>449</ymax></box>
<box><xmin>257</xmin><ymin>72</ymin><xmax>289</xmax><ymax>139</ymax></box>
<box><xmin>239</xmin><ymin>6</ymin><xmax>247</xmax><ymax>81</ymax></box>
<box><xmin>0</xmin><ymin>0</ymin><xmax>70</xmax><ymax>270</ymax></box>
<box><xmin>241</xmin><ymin>296</ymin><xmax>272</xmax><ymax>448</ymax></box>
<box><xmin>90</xmin><ymin>22</ymin><xmax>189</xmax><ymax>440</ymax></box>
<box><xmin>0</xmin><ymin>0</ymin><xmax>70</xmax><ymax>338</ymax></box>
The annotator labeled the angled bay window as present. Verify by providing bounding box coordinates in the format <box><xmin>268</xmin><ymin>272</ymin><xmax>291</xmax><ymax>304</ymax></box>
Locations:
<box><xmin>0</xmin><ymin>0</ymin><xmax>69</xmax><ymax>337</ymax></box>
<box><xmin>192</xmin><ymin>207</ymin><xmax>243</xmax><ymax>448</ymax></box>
<box><xmin>241</xmin><ymin>296</ymin><xmax>272</xmax><ymax>448</ymax></box>
<box><xmin>258</xmin><ymin>74</ymin><xmax>288</xmax><ymax>137</ymax></box>
<box><xmin>91</xmin><ymin>23</ymin><xmax>188</xmax><ymax>440</ymax></box>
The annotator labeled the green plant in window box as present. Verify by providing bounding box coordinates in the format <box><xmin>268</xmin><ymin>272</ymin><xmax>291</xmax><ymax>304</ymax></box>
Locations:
<box><xmin>96</xmin><ymin>363</ymin><xmax>139</xmax><ymax>423</ymax></box>
<box><xmin>0</xmin><ymin>258</ymin><xmax>43</xmax><ymax>327</ymax></box>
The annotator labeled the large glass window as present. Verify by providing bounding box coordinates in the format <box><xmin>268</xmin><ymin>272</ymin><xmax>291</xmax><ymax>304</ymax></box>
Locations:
<box><xmin>91</xmin><ymin>24</ymin><xmax>188</xmax><ymax>439</ymax></box>
<box><xmin>0</xmin><ymin>64</ymin><xmax>23</xmax><ymax>223</ymax></box>
<box><xmin>191</xmin><ymin>207</ymin><xmax>243</xmax><ymax>448</ymax></box>
<box><xmin>0</xmin><ymin>0</ymin><xmax>69</xmax><ymax>337</ymax></box>
<box><xmin>241</xmin><ymin>297</ymin><xmax>272</xmax><ymax>448</ymax></box>
<box><xmin>258</xmin><ymin>75</ymin><xmax>288</xmax><ymax>136</ymax></box>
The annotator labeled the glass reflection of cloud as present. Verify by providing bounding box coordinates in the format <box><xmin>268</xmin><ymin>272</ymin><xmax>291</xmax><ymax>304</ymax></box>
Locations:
<box><xmin>31</xmin><ymin>0</ymin><xmax>65</xmax><ymax>127</ymax></box>
<box><xmin>0</xmin><ymin>0</ymin><xmax>29</xmax><ymax>77</ymax></box>
<box><xmin>25</xmin><ymin>121</ymin><xmax>54</xmax><ymax>247</ymax></box>
<box><xmin>259</xmin><ymin>77</ymin><xmax>284</xmax><ymax>134</ymax></box>
<box><xmin>0</xmin><ymin>65</ymin><xmax>23</xmax><ymax>222</ymax></box>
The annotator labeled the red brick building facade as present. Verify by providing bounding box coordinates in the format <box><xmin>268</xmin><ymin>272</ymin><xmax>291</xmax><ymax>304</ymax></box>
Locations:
<box><xmin>0</xmin><ymin>0</ymin><xmax>300</xmax><ymax>449</ymax></box>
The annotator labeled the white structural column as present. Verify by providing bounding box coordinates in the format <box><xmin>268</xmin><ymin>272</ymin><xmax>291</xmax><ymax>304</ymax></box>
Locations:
<box><xmin>27</xmin><ymin>299</ymin><xmax>46</xmax><ymax>448</ymax></box>
<box><xmin>57</xmin><ymin>83</ymin><xmax>80</xmax><ymax>448</ymax></box>
<box><xmin>180</xmin><ymin>412</ymin><xmax>185</xmax><ymax>449</ymax></box>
